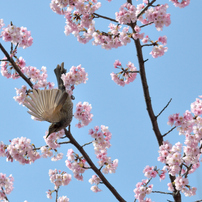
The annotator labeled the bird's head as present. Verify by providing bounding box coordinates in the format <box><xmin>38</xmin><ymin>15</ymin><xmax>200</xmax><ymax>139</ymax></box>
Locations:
<box><xmin>46</xmin><ymin>122</ymin><xmax>63</xmax><ymax>138</ymax></box>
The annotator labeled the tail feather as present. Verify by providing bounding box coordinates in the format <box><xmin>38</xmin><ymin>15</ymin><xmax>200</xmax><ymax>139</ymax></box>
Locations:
<box><xmin>54</xmin><ymin>63</ymin><xmax>66</xmax><ymax>92</ymax></box>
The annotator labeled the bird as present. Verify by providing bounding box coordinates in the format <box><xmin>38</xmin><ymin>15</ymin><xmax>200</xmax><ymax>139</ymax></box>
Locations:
<box><xmin>24</xmin><ymin>63</ymin><xmax>73</xmax><ymax>138</ymax></box>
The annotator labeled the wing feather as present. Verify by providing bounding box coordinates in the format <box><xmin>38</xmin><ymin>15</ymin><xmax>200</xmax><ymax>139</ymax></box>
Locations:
<box><xmin>25</xmin><ymin>89</ymin><xmax>67</xmax><ymax>123</ymax></box>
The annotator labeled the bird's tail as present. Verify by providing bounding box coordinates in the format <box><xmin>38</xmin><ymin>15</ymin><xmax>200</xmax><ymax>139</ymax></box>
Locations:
<box><xmin>54</xmin><ymin>62</ymin><xmax>66</xmax><ymax>92</ymax></box>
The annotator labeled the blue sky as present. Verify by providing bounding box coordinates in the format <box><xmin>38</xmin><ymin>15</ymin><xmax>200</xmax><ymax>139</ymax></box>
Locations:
<box><xmin>1</xmin><ymin>1</ymin><xmax>202</xmax><ymax>202</ymax></box>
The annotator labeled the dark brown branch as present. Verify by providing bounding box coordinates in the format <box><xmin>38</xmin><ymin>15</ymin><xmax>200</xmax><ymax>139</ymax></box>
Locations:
<box><xmin>65</xmin><ymin>129</ymin><xmax>126</xmax><ymax>202</ymax></box>
<box><xmin>59</xmin><ymin>141</ymin><xmax>71</xmax><ymax>145</ymax></box>
<box><xmin>0</xmin><ymin>43</ymin><xmax>33</xmax><ymax>89</ymax></box>
<box><xmin>157</xmin><ymin>98</ymin><xmax>172</xmax><ymax>118</ymax></box>
<box><xmin>127</xmin><ymin>0</ymin><xmax>132</xmax><ymax>5</ymax></box>
<box><xmin>93</xmin><ymin>13</ymin><xmax>118</xmax><ymax>23</ymax></box>
<box><xmin>163</xmin><ymin>126</ymin><xmax>176</xmax><ymax>137</ymax></box>
<box><xmin>133</xmin><ymin>38</ymin><xmax>163</xmax><ymax>146</ymax></box>
<box><xmin>131</xmin><ymin>24</ymin><xmax>181</xmax><ymax>202</ymax></box>
<box><xmin>141</xmin><ymin>44</ymin><xmax>155</xmax><ymax>48</ymax></box>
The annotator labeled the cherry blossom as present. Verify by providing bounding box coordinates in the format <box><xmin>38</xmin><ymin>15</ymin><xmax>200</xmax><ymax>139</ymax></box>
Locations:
<box><xmin>170</xmin><ymin>0</ymin><xmax>190</xmax><ymax>8</ymax></box>
<box><xmin>74</xmin><ymin>102</ymin><xmax>93</xmax><ymax>128</ymax></box>
<box><xmin>111</xmin><ymin>60</ymin><xmax>138</xmax><ymax>86</ymax></box>
<box><xmin>0</xmin><ymin>173</ymin><xmax>14</xmax><ymax>201</ymax></box>
<box><xmin>1</xmin><ymin>24</ymin><xmax>33</xmax><ymax>48</ymax></box>
<box><xmin>49</xmin><ymin>169</ymin><xmax>71</xmax><ymax>189</ymax></box>
<box><xmin>6</xmin><ymin>137</ymin><xmax>40</xmax><ymax>164</ymax></box>
<box><xmin>65</xmin><ymin>149</ymin><xmax>88</xmax><ymax>181</ymax></box>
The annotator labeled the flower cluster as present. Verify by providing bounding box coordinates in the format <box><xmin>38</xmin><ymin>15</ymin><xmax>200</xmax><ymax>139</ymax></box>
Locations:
<box><xmin>1</xmin><ymin>56</ymin><xmax>25</xmax><ymax>79</ymax></box>
<box><xmin>50</xmin><ymin>0</ymin><xmax>70</xmax><ymax>15</ymax></box>
<box><xmin>191</xmin><ymin>97</ymin><xmax>202</xmax><ymax>116</ymax></box>
<box><xmin>65</xmin><ymin>149</ymin><xmax>88</xmax><ymax>181</ymax></box>
<box><xmin>168</xmin><ymin>176</ymin><xmax>196</xmax><ymax>196</ymax></box>
<box><xmin>89</xmin><ymin>125</ymin><xmax>118</xmax><ymax>174</ymax></box>
<box><xmin>0</xmin><ymin>19</ymin><xmax>4</xmax><ymax>30</ymax></box>
<box><xmin>0</xmin><ymin>173</ymin><xmax>14</xmax><ymax>201</ymax></box>
<box><xmin>57</xmin><ymin>196</ymin><xmax>70</xmax><ymax>202</ymax></box>
<box><xmin>134</xmin><ymin>165</ymin><xmax>167</xmax><ymax>201</ymax></box>
<box><xmin>61</xmin><ymin>0</ymin><xmax>101</xmax><ymax>43</ymax></box>
<box><xmin>61</xmin><ymin>64</ymin><xmax>88</xmax><ymax>95</ymax></box>
<box><xmin>167</xmin><ymin>110</ymin><xmax>194</xmax><ymax>134</ymax></box>
<box><xmin>0</xmin><ymin>141</ymin><xmax>6</xmax><ymax>157</ymax></box>
<box><xmin>170</xmin><ymin>0</ymin><xmax>190</xmax><ymax>8</ymax></box>
<box><xmin>115</xmin><ymin>3</ymin><xmax>137</xmax><ymax>24</ymax></box>
<box><xmin>145</xmin><ymin>4</ymin><xmax>171</xmax><ymax>31</ymax></box>
<box><xmin>41</xmin><ymin>145</ymin><xmax>63</xmax><ymax>161</ymax></box>
<box><xmin>13</xmin><ymin>85</ymin><xmax>27</xmax><ymax>105</ymax></box>
<box><xmin>134</xmin><ymin>179</ymin><xmax>153</xmax><ymax>202</ymax></box>
<box><xmin>149</xmin><ymin>36</ymin><xmax>168</xmax><ymax>58</ymax></box>
<box><xmin>89</xmin><ymin>175</ymin><xmax>102</xmax><ymax>193</ymax></box>
<box><xmin>6</xmin><ymin>137</ymin><xmax>40</xmax><ymax>164</ymax></box>
<box><xmin>92</xmin><ymin>25</ymin><xmax>132</xmax><ymax>49</ymax></box>
<box><xmin>1</xmin><ymin>24</ymin><xmax>33</xmax><ymax>48</ymax></box>
<box><xmin>111</xmin><ymin>60</ymin><xmax>138</xmax><ymax>87</ymax></box>
<box><xmin>158</xmin><ymin>140</ymin><xmax>198</xmax><ymax>196</ymax></box>
<box><xmin>44</xmin><ymin>129</ymin><xmax>65</xmax><ymax>149</ymax></box>
<box><xmin>74</xmin><ymin>102</ymin><xmax>93</xmax><ymax>128</ymax></box>
<box><xmin>49</xmin><ymin>169</ymin><xmax>71</xmax><ymax>189</ymax></box>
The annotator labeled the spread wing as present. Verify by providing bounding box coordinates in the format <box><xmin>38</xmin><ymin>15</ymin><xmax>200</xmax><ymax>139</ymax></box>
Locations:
<box><xmin>24</xmin><ymin>89</ymin><xmax>68</xmax><ymax>123</ymax></box>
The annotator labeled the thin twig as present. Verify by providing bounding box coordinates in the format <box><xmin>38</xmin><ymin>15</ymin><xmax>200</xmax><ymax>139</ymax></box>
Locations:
<box><xmin>156</xmin><ymin>98</ymin><xmax>172</xmax><ymax>118</ymax></box>
<box><xmin>141</xmin><ymin>44</ymin><xmax>154</xmax><ymax>48</ymax></box>
<box><xmin>93</xmin><ymin>13</ymin><xmax>118</xmax><ymax>23</ymax></box>
<box><xmin>163</xmin><ymin>126</ymin><xmax>176</xmax><ymax>137</ymax></box>
<box><xmin>152</xmin><ymin>190</ymin><xmax>173</xmax><ymax>195</ymax></box>
<box><xmin>59</xmin><ymin>141</ymin><xmax>71</xmax><ymax>145</ymax></box>
<box><xmin>82</xmin><ymin>141</ymin><xmax>93</xmax><ymax>147</ymax></box>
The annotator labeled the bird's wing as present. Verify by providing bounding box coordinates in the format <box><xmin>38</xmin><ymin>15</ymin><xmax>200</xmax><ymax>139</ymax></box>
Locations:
<box><xmin>25</xmin><ymin>89</ymin><xmax>67</xmax><ymax>123</ymax></box>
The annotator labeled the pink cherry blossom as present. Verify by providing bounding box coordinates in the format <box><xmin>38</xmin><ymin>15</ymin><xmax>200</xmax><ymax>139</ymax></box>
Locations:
<box><xmin>170</xmin><ymin>0</ymin><xmax>190</xmax><ymax>8</ymax></box>
<box><xmin>111</xmin><ymin>61</ymin><xmax>138</xmax><ymax>86</ymax></box>
<box><xmin>74</xmin><ymin>102</ymin><xmax>93</xmax><ymax>128</ymax></box>
<box><xmin>57</xmin><ymin>196</ymin><xmax>70</xmax><ymax>202</ymax></box>
<box><xmin>145</xmin><ymin>4</ymin><xmax>171</xmax><ymax>31</ymax></box>
<box><xmin>49</xmin><ymin>169</ymin><xmax>71</xmax><ymax>190</ymax></box>
<box><xmin>0</xmin><ymin>173</ymin><xmax>14</xmax><ymax>201</ymax></box>
<box><xmin>44</xmin><ymin>129</ymin><xmax>65</xmax><ymax>149</ymax></box>
<box><xmin>90</xmin><ymin>185</ymin><xmax>102</xmax><ymax>192</ymax></box>
<box><xmin>6</xmin><ymin>137</ymin><xmax>40</xmax><ymax>164</ymax></box>
<box><xmin>65</xmin><ymin>149</ymin><xmax>87</xmax><ymax>180</ymax></box>
<box><xmin>115</xmin><ymin>3</ymin><xmax>137</xmax><ymax>24</ymax></box>
<box><xmin>134</xmin><ymin>179</ymin><xmax>153</xmax><ymax>202</ymax></box>
<box><xmin>0</xmin><ymin>19</ymin><xmax>4</xmax><ymax>30</ymax></box>
<box><xmin>1</xmin><ymin>24</ymin><xmax>33</xmax><ymax>48</ymax></box>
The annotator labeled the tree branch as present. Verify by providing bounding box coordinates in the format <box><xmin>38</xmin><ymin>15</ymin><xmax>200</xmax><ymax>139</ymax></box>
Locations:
<box><xmin>152</xmin><ymin>190</ymin><xmax>173</xmax><ymax>195</ymax></box>
<box><xmin>163</xmin><ymin>126</ymin><xmax>176</xmax><ymax>137</ymax></box>
<box><xmin>131</xmin><ymin>26</ymin><xmax>182</xmax><ymax>202</ymax></box>
<box><xmin>93</xmin><ymin>13</ymin><xmax>118</xmax><ymax>23</ymax></box>
<box><xmin>65</xmin><ymin>129</ymin><xmax>126</xmax><ymax>202</ymax></box>
<box><xmin>157</xmin><ymin>98</ymin><xmax>172</xmax><ymax>118</ymax></box>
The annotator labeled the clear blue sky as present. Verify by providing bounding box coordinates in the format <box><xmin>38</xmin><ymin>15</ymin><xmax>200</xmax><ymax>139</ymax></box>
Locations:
<box><xmin>1</xmin><ymin>1</ymin><xmax>202</xmax><ymax>201</ymax></box>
